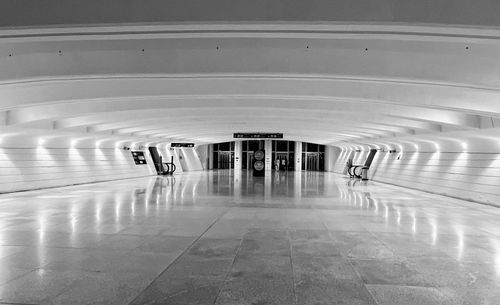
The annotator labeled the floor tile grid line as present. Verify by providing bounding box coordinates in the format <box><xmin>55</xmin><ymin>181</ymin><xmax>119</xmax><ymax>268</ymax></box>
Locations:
<box><xmin>344</xmin><ymin>253</ymin><xmax>381</xmax><ymax>305</ymax></box>
<box><xmin>325</xmin><ymin>220</ymin><xmax>382</xmax><ymax>305</ymax></box>
<box><xmin>0</xmin><ymin>268</ymin><xmax>39</xmax><ymax>293</ymax></box>
<box><xmin>286</xmin><ymin>229</ymin><xmax>298</xmax><ymax>305</ymax></box>
<box><xmin>370</xmin><ymin>179</ymin><xmax>500</xmax><ymax>217</ymax></box>
<box><xmin>211</xmin><ymin>222</ymin><xmax>246</xmax><ymax>305</ymax></box>
<box><xmin>0</xmin><ymin>302</ymin><xmax>39</xmax><ymax>305</ymax></box>
<box><xmin>365</xmin><ymin>283</ymin><xmax>459</xmax><ymax>305</ymax></box>
<box><xmin>360</xmin><ymin>213</ymin><xmax>468</xmax><ymax>293</ymax></box>
<box><xmin>306</xmin><ymin>191</ymin><xmax>379</xmax><ymax>305</ymax></box>
<box><xmin>126</xmin><ymin>208</ymin><xmax>231</xmax><ymax>305</ymax></box>
<box><xmin>313</xmin><ymin>198</ymin><xmax>380</xmax><ymax>305</ymax></box>
<box><xmin>356</xmin><ymin>229</ymin><xmax>439</xmax><ymax>304</ymax></box>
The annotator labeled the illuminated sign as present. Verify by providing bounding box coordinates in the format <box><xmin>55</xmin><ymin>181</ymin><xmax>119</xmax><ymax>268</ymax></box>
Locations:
<box><xmin>233</xmin><ymin>133</ymin><xmax>283</xmax><ymax>139</ymax></box>
<box><xmin>131</xmin><ymin>151</ymin><xmax>147</xmax><ymax>165</ymax></box>
<box><xmin>171</xmin><ymin>143</ymin><xmax>195</xmax><ymax>148</ymax></box>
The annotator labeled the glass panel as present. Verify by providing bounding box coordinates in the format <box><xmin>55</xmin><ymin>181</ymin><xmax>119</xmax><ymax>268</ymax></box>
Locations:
<box><xmin>319</xmin><ymin>145</ymin><xmax>325</xmax><ymax>152</ymax></box>
<box><xmin>212</xmin><ymin>152</ymin><xmax>219</xmax><ymax>169</ymax></box>
<box><xmin>302</xmin><ymin>143</ymin><xmax>306</xmax><ymax>152</ymax></box>
<box><xmin>242</xmin><ymin>152</ymin><xmax>247</xmax><ymax>169</ymax></box>
<box><xmin>276</xmin><ymin>140</ymin><xmax>288</xmax><ymax>152</ymax></box>
<box><xmin>219</xmin><ymin>142</ymin><xmax>230</xmax><ymax>151</ymax></box>
<box><xmin>213</xmin><ymin>143</ymin><xmax>218</xmax><ymax>151</ymax></box>
<box><xmin>231</xmin><ymin>141</ymin><xmax>235</xmax><ymax>151</ymax></box>
<box><xmin>289</xmin><ymin>141</ymin><xmax>295</xmax><ymax>152</ymax></box>
<box><xmin>218</xmin><ymin>152</ymin><xmax>232</xmax><ymax>169</ymax></box>
<box><xmin>319</xmin><ymin>152</ymin><xmax>325</xmax><ymax>171</ymax></box>
<box><xmin>242</xmin><ymin>141</ymin><xmax>247</xmax><ymax>151</ymax></box>
<box><xmin>248</xmin><ymin>140</ymin><xmax>260</xmax><ymax>152</ymax></box>
<box><xmin>307</xmin><ymin>143</ymin><xmax>319</xmax><ymax>152</ymax></box>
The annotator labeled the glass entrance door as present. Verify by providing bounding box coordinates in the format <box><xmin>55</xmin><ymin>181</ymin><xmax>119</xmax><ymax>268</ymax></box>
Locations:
<box><xmin>218</xmin><ymin>152</ymin><xmax>232</xmax><ymax>169</ymax></box>
<box><xmin>274</xmin><ymin>153</ymin><xmax>289</xmax><ymax>171</ymax></box>
<box><xmin>247</xmin><ymin>152</ymin><xmax>254</xmax><ymax>170</ymax></box>
<box><xmin>306</xmin><ymin>153</ymin><xmax>319</xmax><ymax>171</ymax></box>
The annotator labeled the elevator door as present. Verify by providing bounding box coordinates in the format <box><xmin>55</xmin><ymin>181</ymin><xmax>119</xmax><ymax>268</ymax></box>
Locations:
<box><xmin>306</xmin><ymin>153</ymin><xmax>319</xmax><ymax>171</ymax></box>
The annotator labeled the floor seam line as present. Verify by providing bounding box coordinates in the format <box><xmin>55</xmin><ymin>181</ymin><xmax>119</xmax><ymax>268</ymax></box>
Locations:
<box><xmin>127</xmin><ymin>208</ymin><xmax>231</xmax><ymax>305</ymax></box>
<box><xmin>287</xmin><ymin>230</ymin><xmax>298</xmax><ymax>305</ymax></box>
<box><xmin>212</xmin><ymin>216</ymin><xmax>246</xmax><ymax>305</ymax></box>
<box><xmin>345</xmin><ymin>257</ymin><xmax>380</xmax><ymax>305</ymax></box>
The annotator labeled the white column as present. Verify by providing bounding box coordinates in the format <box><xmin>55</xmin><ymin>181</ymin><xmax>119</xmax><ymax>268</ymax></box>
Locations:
<box><xmin>295</xmin><ymin>141</ymin><xmax>302</xmax><ymax>171</ymax></box>
<box><xmin>208</xmin><ymin>144</ymin><xmax>214</xmax><ymax>170</ymax></box>
<box><xmin>265</xmin><ymin>140</ymin><xmax>272</xmax><ymax>172</ymax></box>
<box><xmin>325</xmin><ymin>146</ymin><xmax>341</xmax><ymax>172</ymax></box>
<box><xmin>234</xmin><ymin>141</ymin><xmax>242</xmax><ymax>170</ymax></box>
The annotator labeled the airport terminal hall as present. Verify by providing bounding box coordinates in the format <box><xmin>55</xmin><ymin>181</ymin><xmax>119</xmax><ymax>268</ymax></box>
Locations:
<box><xmin>2</xmin><ymin>1</ymin><xmax>500</xmax><ymax>304</ymax></box>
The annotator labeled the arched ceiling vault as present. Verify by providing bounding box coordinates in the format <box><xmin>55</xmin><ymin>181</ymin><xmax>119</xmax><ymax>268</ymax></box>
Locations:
<box><xmin>2</xmin><ymin>1</ymin><xmax>500</xmax><ymax>146</ymax></box>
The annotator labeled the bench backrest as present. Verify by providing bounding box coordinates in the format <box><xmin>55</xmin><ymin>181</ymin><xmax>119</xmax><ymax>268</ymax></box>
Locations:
<box><xmin>363</xmin><ymin>149</ymin><xmax>377</xmax><ymax>168</ymax></box>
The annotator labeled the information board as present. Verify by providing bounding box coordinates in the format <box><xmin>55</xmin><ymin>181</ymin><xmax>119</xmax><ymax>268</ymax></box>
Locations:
<box><xmin>131</xmin><ymin>151</ymin><xmax>147</xmax><ymax>165</ymax></box>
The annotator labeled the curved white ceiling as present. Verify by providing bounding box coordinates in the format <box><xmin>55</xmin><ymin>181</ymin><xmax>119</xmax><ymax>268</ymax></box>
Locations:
<box><xmin>1</xmin><ymin>2</ymin><xmax>500</xmax><ymax>147</ymax></box>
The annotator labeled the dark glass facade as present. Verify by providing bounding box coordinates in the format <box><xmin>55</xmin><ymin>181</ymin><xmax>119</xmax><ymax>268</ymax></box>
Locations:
<box><xmin>211</xmin><ymin>141</ymin><xmax>325</xmax><ymax>171</ymax></box>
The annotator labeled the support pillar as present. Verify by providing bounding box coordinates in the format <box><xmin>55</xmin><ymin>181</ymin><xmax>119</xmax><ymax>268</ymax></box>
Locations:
<box><xmin>265</xmin><ymin>140</ymin><xmax>272</xmax><ymax>172</ymax></box>
<box><xmin>295</xmin><ymin>141</ymin><xmax>302</xmax><ymax>171</ymax></box>
<box><xmin>234</xmin><ymin>141</ymin><xmax>242</xmax><ymax>170</ymax></box>
<box><xmin>208</xmin><ymin>144</ymin><xmax>214</xmax><ymax>170</ymax></box>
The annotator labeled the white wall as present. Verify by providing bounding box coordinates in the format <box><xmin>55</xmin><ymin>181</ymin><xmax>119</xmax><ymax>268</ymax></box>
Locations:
<box><xmin>369</xmin><ymin>151</ymin><xmax>500</xmax><ymax>206</ymax></box>
<box><xmin>324</xmin><ymin>145</ymin><xmax>341</xmax><ymax>172</ymax></box>
<box><xmin>196</xmin><ymin>145</ymin><xmax>209</xmax><ymax>170</ymax></box>
<box><xmin>156</xmin><ymin>145</ymin><xmax>204</xmax><ymax>172</ymax></box>
<box><xmin>177</xmin><ymin>148</ymin><xmax>204</xmax><ymax>171</ymax></box>
<box><xmin>0</xmin><ymin>131</ymin><xmax>155</xmax><ymax>193</ymax></box>
<box><xmin>335</xmin><ymin>129</ymin><xmax>500</xmax><ymax>207</ymax></box>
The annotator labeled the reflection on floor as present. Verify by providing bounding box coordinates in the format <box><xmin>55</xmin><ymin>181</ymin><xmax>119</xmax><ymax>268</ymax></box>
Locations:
<box><xmin>0</xmin><ymin>170</ymin><xmax>499</xmax><ymax>304</ymax></box>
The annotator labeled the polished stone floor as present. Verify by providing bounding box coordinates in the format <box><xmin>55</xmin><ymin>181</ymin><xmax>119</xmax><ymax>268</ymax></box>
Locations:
<box><xmin>0</xmin><ymin>170</ymin><xmax>499</xmax><ymax>305</ymax></box>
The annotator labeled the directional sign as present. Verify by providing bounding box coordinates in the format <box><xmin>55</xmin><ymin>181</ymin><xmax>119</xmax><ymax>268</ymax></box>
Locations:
<box><xmin>171</xmin><ymin>143</ymin><xmax>195</xmax><ymax>148</ymax></box>
<box><xmin>233</xmin><ymin>133</ymin><xmax>283</xmax><ymax>139</ymax></box>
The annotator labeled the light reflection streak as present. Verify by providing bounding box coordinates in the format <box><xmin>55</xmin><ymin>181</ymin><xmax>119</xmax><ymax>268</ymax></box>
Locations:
<box><xmin>430</xmin><ymin>220</ymin><xmax>438</xmax><ymax>245</ymax></box>
<box><xmin>38</xmin><ymin>215</ymin><xmax>45</xmax><ymax>242</ymax></box>
<box><xmin>71</xmin><ymin>217</ymin><xmax>77</xmax><ymax>233</ymax></box>
<box><xmin>95</xmin><ymin>202</ymin><xmax>102</xmax><ymax>222</ymax></box>
<box><xmin>490</xmin><ymin>238</ymin><xmax>500</xmax><ymax>278</ymax></box>
<box><xmin>455</xmin><ymin>226</ymin><xmax>464</xmax><ymax>261</ymax></box>
<box><xmin>115</xmin><ymin>198</ymin><xmax>121</xmax><ymax>220</ymax></box>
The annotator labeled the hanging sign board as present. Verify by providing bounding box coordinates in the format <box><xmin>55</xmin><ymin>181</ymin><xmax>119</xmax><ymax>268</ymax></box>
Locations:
<box><xmin>171</xmin><ymin>143</ymin><xmax>195</xmax><ymax>148</ymax></box>
<box><xmin>233</xmin><ymin>133</ymin><xmax>283</xmax><ymax>139</ymax></box>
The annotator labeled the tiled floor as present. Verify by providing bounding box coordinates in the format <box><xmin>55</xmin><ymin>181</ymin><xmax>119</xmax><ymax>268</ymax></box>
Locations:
<box><xmin>0</xmin><ymin>170</ymin><xmax>499</xmax><ymax>304</ymax></box>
